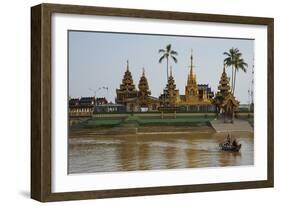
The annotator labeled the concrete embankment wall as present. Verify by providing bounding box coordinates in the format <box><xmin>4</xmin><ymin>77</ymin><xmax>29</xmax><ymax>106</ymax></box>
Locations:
<box><xmin>210</xmin><ymin>119</ymin><xmax>253</xmax><ymax>133</ymax></box>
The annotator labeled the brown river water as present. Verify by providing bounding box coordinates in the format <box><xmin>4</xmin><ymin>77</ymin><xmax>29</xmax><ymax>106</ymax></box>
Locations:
<box><xmin>68</xmin><ymin>128</ymin><xmax>253</xmax><ymax>174</ymax></box>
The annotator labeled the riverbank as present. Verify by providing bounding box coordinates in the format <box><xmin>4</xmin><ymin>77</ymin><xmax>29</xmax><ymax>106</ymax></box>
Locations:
<box><xmin>70</xmin><ymin>115</ymin><xmax>216</xmax><ymax>129</ymax></box>
<box><xmin>70</xmin><ymin>112</ymin><xmax>253</xmax><ymax>128</ymax></box>
<box><xmin>69</xmin><ymin>114</ymin><xmax>253</xmax><ymax>136</ymax></box>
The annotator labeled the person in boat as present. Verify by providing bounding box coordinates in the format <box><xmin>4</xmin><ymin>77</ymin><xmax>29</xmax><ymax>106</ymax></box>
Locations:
<box><xmin>232</xmin><ymin>138</ymin><xmax>238</xmax><ymax>147</ymax></box>
<box><xmin>225</xmin><ymin>134</ymin><xmax>231</xmax><ymax>146</ymax></box>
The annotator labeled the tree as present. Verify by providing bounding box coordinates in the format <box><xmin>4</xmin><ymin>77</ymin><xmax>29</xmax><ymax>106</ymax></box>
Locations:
<box><xmin>233</xmin><ymin>57</ymin><xmax>248</xmax><ymax>95</ymax></box>
<box><xmin>158</xmin><ymin>44</ymin><xmax>178</xmax><ymax>82</ymax></box>
<box><xmin>223</xmin><ymin>48</ymin><xmax>240</xmax><ymax>93</ymax></box>
<box><xmin>223</xmin><ymin>48</ymin><xmax>248</xmax><ymax>95</ymax></box>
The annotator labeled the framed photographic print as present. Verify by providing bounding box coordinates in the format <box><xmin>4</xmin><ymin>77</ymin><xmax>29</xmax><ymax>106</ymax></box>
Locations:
<box><xmin>31</xmin><ymin>3</ymin><xmax>274</xmax><ymax>202</ymax></box>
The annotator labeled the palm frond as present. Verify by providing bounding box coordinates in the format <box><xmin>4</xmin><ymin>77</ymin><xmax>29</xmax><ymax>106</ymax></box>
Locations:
<box><xmin>158</xmin><ymin>55</ymin><xmax>166</xmax><ymax>63</ymax></box>
<box><xmin>223</xmin><ymin>52</ymin><xmax>231</xmax><ymax>56</ymax></box>
<box><xmin>170</xmin><ymin>50</ymin><xmax>178</xmax><ymax>55</ymax></box>
<box><xmin>235</xmin><ymin>58</ymin><xmax>248</xmax><ymax>72</ymax></box>
<box><xmin>171</xmin><ymin>55</ymin><xmax>178</xmax><ymax>63</ymax></box>
<box><xmin>224</xmin><ymin>57</ymin><xmax>232</xmax><ymax>66</ymax></box>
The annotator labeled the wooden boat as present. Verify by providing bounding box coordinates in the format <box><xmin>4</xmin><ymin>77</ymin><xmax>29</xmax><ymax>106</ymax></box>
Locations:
<box><xmin>219</xmin><ymin>143</ymin><xmax>242</xmax><ymax>152</ymax></box>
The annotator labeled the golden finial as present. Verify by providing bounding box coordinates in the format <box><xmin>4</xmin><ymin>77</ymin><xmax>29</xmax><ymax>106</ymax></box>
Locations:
<box><xmin>190</xmin><ymin>48</ymin><xmax>193</xmax><ymax>66</ymax></box>
<box><xmin>170</xmin><ymin>65</ymin><xmax>173</xmax><ymax>77</ymax></box>
<box><xmin>189</xmin><ymin>49</ymin><xmax>194</xmax><ymax>76</ymax></box>
<box><xmin>126</xmin><ymin>60</ymin><xmax>129</xmax><ymax>71</ymax></box>
<box><xmin>142</xmin><ymin>67</ymin><xmax>145</xmax><ymax>76</ymax></box>
<box><xmin>223</xmin><ymin>62</ymin><xmax>226</xmax><ymax>73</ymax></box>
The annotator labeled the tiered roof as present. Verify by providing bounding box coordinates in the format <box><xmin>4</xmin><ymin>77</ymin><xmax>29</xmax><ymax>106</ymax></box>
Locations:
<box><xmin>159</xmin><ymin>66</ymin><xmax>180</xmax><ymax>107</ymax></box>
<box><xmin>166</xmin><ymin>66</ymin><xmax>179</xmax><ymax>97</ymax></box>
<box><xmin>217</xmin><ymin>64</ymin><xmax>231</xmax><ymax>97</ymax></box>
<box><xmin>119</xmin><ymin>60</ymin><xmax>137</xmax><ymax>92</ymax></box>
<box><xmin>138</xmin><ymin>68</ymin><xmax>151</xmax><ymax>98</ymax></box>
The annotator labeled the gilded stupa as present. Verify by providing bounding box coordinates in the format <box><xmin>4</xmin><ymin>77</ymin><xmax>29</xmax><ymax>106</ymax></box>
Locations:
<box><xmin>179</xmin><ymin>51</ymin><xmax>213</xmax><ymax>108</ymax></box>
<box><xmin>185</xmin><ymin>51</ymin><xmax>199</xmax><ymax>103</ymax></box>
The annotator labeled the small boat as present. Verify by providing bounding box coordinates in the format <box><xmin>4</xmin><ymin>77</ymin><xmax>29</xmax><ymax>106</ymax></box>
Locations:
<box><xmin>219</xmin><ymin>143</ymin><xmax>242</xmax><ymax>152</ymax></box>
<box><xmin>219</xmin><ymin>135</ymin><xmax>242</xmax><ymax>152</ymax></box>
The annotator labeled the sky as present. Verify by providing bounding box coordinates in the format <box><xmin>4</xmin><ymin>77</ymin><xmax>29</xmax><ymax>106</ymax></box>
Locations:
<box><xmin>68</xmin><ymin>31</ymin><xmax>254</xmax><ymax>104</ymax></box>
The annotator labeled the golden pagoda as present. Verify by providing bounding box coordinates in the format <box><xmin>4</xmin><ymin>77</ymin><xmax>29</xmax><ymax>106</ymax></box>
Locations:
<box><xmin>215</xmin><ymin>64</ymin><xmax>239</xmax><ymax>122</ymax></box>
<box><xmin>185</xmin><ymin>51</ymin><xmax>199</xmax><ymax>103</ymax></box>
<box><xmin>159</xmin><ymin>66</ymin><xmax>180</xmax><ymax>107</ymax></box>
<box><xmin>116</xmin><ymin>60</ymin><xmax>138</xmax><ymax>104</ymax></box>
<box><xmin>138</xmin><ymin>68</ymin><xmax>151</xmax><ymax>105</ymax></box>
<box><xmin>178</xmin><ymin>51</ymin><xmax>213</xmax><ymax>112</ymax></box>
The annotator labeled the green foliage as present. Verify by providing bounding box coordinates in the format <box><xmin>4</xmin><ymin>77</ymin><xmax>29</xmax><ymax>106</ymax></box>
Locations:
<box><xmin>223</xmin><ymin>47</ymin><xmax>248</xmax><ymax>95</ymax></box>
<box><xmin>158</xmin><ymin>44</ymin><xmax>178</xmax><ymax>81</ymax></box>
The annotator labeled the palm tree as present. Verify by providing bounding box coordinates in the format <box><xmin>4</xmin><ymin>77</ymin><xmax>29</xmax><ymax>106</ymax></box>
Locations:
<box><xmin>223</xmin><ymin>48</ymin><xmax>241</xmax><ymax>93</ymax></box>
<box><xmin>233</xmin><ymin>57</ymin><xmax>248</xmax><ymax>95</ymax></box>
<box><xmin>223</xmin><ymin>48</ymin><xmax>248</xmax><ymax>95</ymax></box>
<box><xmin>158</xmin><ymin>44</ymin><xmax>178</xmax><ymax>82</ymax></box>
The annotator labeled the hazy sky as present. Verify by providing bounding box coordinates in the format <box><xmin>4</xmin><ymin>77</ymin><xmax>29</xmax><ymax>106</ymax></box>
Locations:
<box><xmin>68</xmin><ymin>31</ymin><xmax>254</xmax><ymax>104</ymax></box>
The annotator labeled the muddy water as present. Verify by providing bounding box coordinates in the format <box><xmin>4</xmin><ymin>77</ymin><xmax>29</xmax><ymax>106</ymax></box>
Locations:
<box><xmin>68</xmin><ymin>130</ymin><xmax>253</xmax><ymax>174</ymax></box>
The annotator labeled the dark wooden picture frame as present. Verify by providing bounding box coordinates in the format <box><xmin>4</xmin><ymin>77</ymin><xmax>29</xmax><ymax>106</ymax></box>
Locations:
<box><xmin>31</xmin><ymin>3</ymin><xmax>274</xmax><ymax>202</ymax></box>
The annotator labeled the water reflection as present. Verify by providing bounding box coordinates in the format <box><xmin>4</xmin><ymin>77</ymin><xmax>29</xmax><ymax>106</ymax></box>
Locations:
<box><xmin>68</xmin><ymin>131</ymin><xmax>253</xmax><ymax>174</ymax></box>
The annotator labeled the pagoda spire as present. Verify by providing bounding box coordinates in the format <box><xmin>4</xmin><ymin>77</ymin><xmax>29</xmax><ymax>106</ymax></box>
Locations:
<box><xmin>170</xmin><ymin>65</ymin><xmax>173</xmax><ymax>77</ymax></box>
<box><xmin>185</xmin><ymin>49</ymin><xmax>199</xmax><ymax>100</ymax></box>
<box><xmin>190</xmin><ymin>49</ymin><xmax>194</xmax><ymax>76</ymax></box>
<box><xmin>126</xmin><ymin>60</ymin><xmax>129</xmax><ymax>71</ymax></box>
<box><xmin>191</xmin><ymin>49</ymin><xmax>193</xmax><ymax>65</ymax></box>
<box><xmin>187</xmin><ymin>49</ymin><xmax>197</xmax><ymax>85</ymax></box>
<box><xmin>142</xmin><ymin>67</ymin><xmax>145</xmax><ymax>76</ymax></box>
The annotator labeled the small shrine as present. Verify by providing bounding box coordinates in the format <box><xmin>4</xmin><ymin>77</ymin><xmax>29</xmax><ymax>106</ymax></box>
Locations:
<box><xmin>221</xmin><ymin>93</ymin><xmax>239</xmax><ymax>123</ymax></box>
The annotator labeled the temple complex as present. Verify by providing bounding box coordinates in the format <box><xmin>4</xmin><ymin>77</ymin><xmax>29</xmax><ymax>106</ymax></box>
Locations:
<box><xmin>69</xmin><ymin>51</ymin><xmax>243</xmax><ymax>115</ymax></box>
<box><xmin>115</xmin><ymin>54</ymin><xmax>216</xmax><ymax>112</ymax></box>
